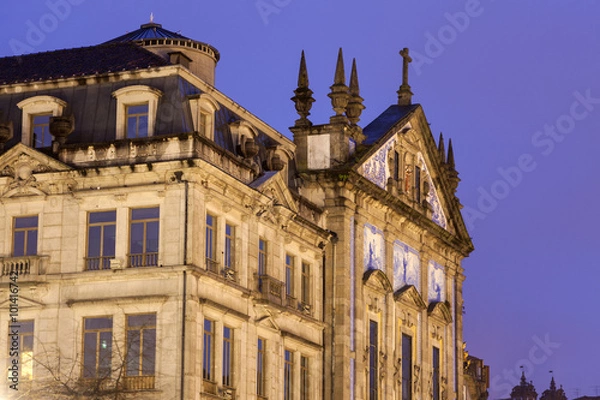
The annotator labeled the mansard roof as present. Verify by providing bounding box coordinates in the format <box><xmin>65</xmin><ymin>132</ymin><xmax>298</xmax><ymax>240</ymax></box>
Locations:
<box><xmin>362</xmin><ymin>103</ymin><xmax>419</xmax><ymax>145</ymax></box>
<box><xmin>0</xmin><ymin>42</ymin><xmax>169</xmax><ymax>85</ymax></box>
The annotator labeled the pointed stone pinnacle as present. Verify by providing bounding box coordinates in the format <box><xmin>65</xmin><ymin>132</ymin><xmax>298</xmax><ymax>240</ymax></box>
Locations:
<box><xmin>447</xmin><ymin>138</ymin><xmax>456</xmax><ymax>169</ymax></box>
<box><xmin>298</xmin><ymin>50</ymin><xmax>309</xmax><ymax>88</ymax></box>
<box><xmin>334</xmin><ymin>48</ymin><xmax>346</xmax><ymax>86</ymax></box>
<box><xmin>328</xmin><ymin>48</ymin><xmax>349</xmax><ymax>121</ymax></box>
<box><xmin>346</xmin><ymin>58</ymin><xmax>365</xmax><ymax>125</ymax></box>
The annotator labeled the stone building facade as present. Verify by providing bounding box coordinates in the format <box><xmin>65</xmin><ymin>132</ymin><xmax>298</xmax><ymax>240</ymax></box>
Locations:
<box><xmin>0</xmin><ymin>20</ymin><xmax>474</xmax><ymax>400</ymax></box>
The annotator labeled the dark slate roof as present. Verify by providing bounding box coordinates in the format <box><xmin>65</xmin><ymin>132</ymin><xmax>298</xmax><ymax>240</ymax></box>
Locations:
<box><xmin>104</xmin><ymin>22</ymin><xmax>189</xmax><ymax>43</ymax></box>
<box><xmin>0</xmin><ymin>42</ymin><xmax>170</xmax><ymax>85</ymax></box>
<box><xmin>362</xmin><ymin>104</ymin><xmax>419</xmax><ymax>145</ymax></box>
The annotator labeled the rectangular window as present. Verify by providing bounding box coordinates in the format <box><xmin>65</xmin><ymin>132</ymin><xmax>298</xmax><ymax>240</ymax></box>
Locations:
<box><xmin>285</xmin><ymin>254</ymin><xmax>294</xmax><ymax>298</ymax></box>
<box><xmin>32</xmin><ymin>113</ymin><xmax>52</xmax><ymax>148</ymax></box>
<box><xmin>199</xmin><ymin>111</ymin><xmax>209</xmax><ymax>137</ymax></box>
<box><xmin>402</xmin><ymin>334</ymin><xmax>413</xmax><ymax>400</ymax></box>
<box><xmin>126</xmin><ymin>104</ymin><xmax>149</xmax><ymax>139</ymax></box>
<box><xmin>82</xmin><ymin>317</ymin><xmax>113</xmax><ymax>379</ymax></box>
<box><xmin>203</xmin><ymin>319</ymin><xmax>215</xmax><ymax>382</ymax></box>
<box><xmin>129</xmin><ymin>207</ymin><xmax>159</xmax><ymax>267</ymax></box>
<box><xmin>432</xmin><ymin>346</ymin><xmax>440</xmax><ymax>400</ymax></box>
<box><xmin>224</xmin><ymin>223</ymin><xmax>235</xmax><ymax>270</ymax></box>
<box><xmin>223</xmin><ymin>326</ymin><xmax>234</xmax><ymax>388</ymax></box>
<box><xmin>257</xmin><ymin>338</ymin><xmax>266</xmax><ymax>397</ymax></box>
<box><xmin>415</xmin><ymin>166</ymin><xmax>421</xmax><ymax>203</ymax></box>
<box><xmin>205</xmin><ymin>214</ymin><xmax>217</xmax><ymax>272</ymax></box>
<box><xmin>9</xmin><ymin>320</ymin><xmax>34</xmax><ymax>380</ymax></box>
<box><xmin>300</xmin><ymin>355</ymin><xmax>309</xmax><ymax>400</ymax></box>
<box><xmin>126</xmin><ymin>314</ymin><xmax>156</xmax><ymax>380</ymax></box>
<box><xmin>301</xmin><ymin>262</ymin><xmax>311</xmax><ymax>307</ymax></box>
<box><xmin>284</xmin><ymin>349</ymin><xmax>293</xmax><ymax>400</ymax></box>
<box><xmin>86</xmin><ymin>210</ymin><xmax>116</xmax><ymax>270</ymax></box>
<box><xmin>258</xmin><ymin>238</ymin><xmax>267</xmax><ymax>275</ymax></box>
<box><xmin>369</xmin><ymin>320</ymin><xmax>378</xmax><ymax>400</ymax></box>
<box><xmin>13</xmin><ymin>216</ymin><xmax>38</xmax><ymax>257</ymax></box>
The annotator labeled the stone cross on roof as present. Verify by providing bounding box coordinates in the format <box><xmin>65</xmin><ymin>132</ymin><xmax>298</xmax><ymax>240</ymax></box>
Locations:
<box><xmin>397</xmin><ymin>47</ymin><xmax>414</xmax><ymax>106</ymax></box>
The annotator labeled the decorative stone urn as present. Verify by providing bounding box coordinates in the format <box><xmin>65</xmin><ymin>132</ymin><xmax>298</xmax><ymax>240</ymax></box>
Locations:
<box><xmin>49</xmin><ymin>115</ymin><xmax>74</xmax><ymax>144</ymax></box>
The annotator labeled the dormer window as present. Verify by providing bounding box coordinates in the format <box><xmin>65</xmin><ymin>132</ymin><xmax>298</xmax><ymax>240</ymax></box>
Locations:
<box><xmin>17</xmin><ymin>95</ymin><xmax>67</xmax><ymax>148</ymax></box>
<box><xmin>188</xmin><ymin>94</ymin><xmax>220</xmax><ymax>139</ymax></box>
<box><xmin>112</xmin><ymin>85</ymin><xmax>162</xmax><ymax>140</ymax></box>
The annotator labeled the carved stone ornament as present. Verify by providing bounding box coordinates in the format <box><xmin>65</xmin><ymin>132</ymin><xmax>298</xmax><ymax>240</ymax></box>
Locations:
<box><xmin>1</xmin><ymin>153</ymin><xmax>49</xmax><ymax>196</ymax></box>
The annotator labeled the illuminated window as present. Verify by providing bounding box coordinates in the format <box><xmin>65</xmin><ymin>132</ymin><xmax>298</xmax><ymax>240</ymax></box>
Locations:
<box><xmin>82</xmin><ymin>317</ymin><xmax>113</xmax><ymax>379</ymax></box>
<box><xmin>257</xmin><ymin>338</ymin><xmax>266</xmax><ymax>397</ymax></box>
<box><xmin>13</xmin><ymin>216</ymin><xmax>38</xmax><ymax>257</ymax></box>
<box><xmin>203</xmin><ymin>319</ymin><xmax>215</xmax><ymax>382</ymax></box>
<box><xmin>86</xmin><ymin>211</ymin><xmax>116</xmax><ymax>270</ymax></box>
<box><xmin>369</xmin><ymin>320</ymin><xmax>378</xmax><ymax>400</ymax></box>
<box><xmin>112</xmin><ymin>85</ymin><xmax>162</xmax><ymax>139</ymax></box>
<box><xmin>222</xmin><ymin>326</ymin><xmax>234</xmax><ymax>388</ymax></box>
<box><xmin>284</xmin><ymin>349</ymin><xmax>293</xmax><ymax>400</ymax></box>
<box><xmin>129</xmin><ymin>207</ymin><xmax>159</xmax><ymax>267</ymax></box>
<box><xmin>126</xmin><ymin>104</ymin><xmax>149</xmax><ymax>138</ymax></box>
<box><xmin>125</xmin><ymin>314</ymin><xmax>156</xmax><ymax>386</ymax></box>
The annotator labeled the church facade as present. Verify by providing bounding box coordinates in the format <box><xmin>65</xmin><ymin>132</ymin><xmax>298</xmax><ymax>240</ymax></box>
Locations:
<box><xmin>0</xmin><ymin>20</ymin><xmax>474</xmax><ymax>400</ymax></box>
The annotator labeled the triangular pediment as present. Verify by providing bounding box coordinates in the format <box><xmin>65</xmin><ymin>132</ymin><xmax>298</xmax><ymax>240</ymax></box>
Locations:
<box><xmin>0</xmin><ymin>143</ymin><xmax>73</xmax><ymax>198</ymax></box>
<box><xmin>394</xmin><ymin>285</ymin><xmax>427</xmax><ymax>310</ymax></box>
<box><xmin>250</xmin><ymin>170</ymin><xmax>298</xmax><ymax>213</ymax></box>
<box><xmin>363</xmin><ymin>268</ymin><xmax>393</xmax><ymax>293</ymax></box>
<box><xmin>356</xmin><ymin>105</ymin><xmax>473</xmax><ymax>252</ymax></box>
<box><xmin>0</xmin><ymin>294</ymin><xmax>45</xmax><ymax>310</ymax></box>
<box><xmin>427</xmin><ymin>301</ymin><xmax>453</xmax><ymax>324</ymax></box>
<box><xmin>253</xmin><ymin>305</ymin><xmax>281</xmax><ymax>332</ymax></box>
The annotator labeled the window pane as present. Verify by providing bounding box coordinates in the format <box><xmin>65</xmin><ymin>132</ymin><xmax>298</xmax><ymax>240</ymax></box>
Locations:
<box><xmin>13</xmin><ymin>231</ymin><xmax>25</xmax><ymax>257</ymax></box>
<box><xmin>130</xmin><ymin>222</ymin><xmax>144</xmax><ymax>254</ymax></box>
<box><xmin>87</xmin><ymin>226</ymin><xmax>101</xmax><ymax>257</ymax></box>
<box><xmin>128</xmin><ymin>314</ymin><xmax>156</xmax><ymax>328</ymax></box>
<box><xmin>85</xmin><ymin>317</ymin><xmax>112</xmax><ymax>330</ymax></box>
<box><xmin>25</xmin><ymin>230</ymin><xmax>38</xmax><ymax>256</ymax></box>
<box><xmin>146</xmin><ymin>221</ymin><xmax>159</xmax><ymax>252</ymax></box>
<box><xmin>142</xmin><ymin>329</ymin><xmax>156</xmax><ymax>375</ymax></box>
<box><xmin>132</xmin><ymin>207</ymin><xmax>159</xmax><ymax>220</ymax></box>
<box><xmin>89</xmin><ymin>210</ymin><xmax>116</xmax><ymax>224</ymax></box>
<box><xmin>127</xmin><ymin>332</ymin><xmax>141</xmax><ymax>376</ymax></box>
<box><xmin>103</xmin><ymin>225</ymin><xmax>116</xmax><ymax>257</ymax></box>
<box><xmin>15</xmin><ymin>216</ymin><xmax>38</xmax><ymax>228</ymax></box>
<box><xmin>83</xmin><ymin>332</ymin><xmax>97</xmax><ymax>378</ymax></box>
<box><xmin>128</xmin><ymin>104</ymin><xmax>149</xmax><ymax>114</ymax></box>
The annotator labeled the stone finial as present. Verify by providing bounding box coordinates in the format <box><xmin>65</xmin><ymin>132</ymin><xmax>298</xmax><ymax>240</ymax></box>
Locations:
<box><xmin>438</xmin><ymin>132</ymin><xmax>446</xmax><ymax>164</ymax></box>
<box><xmin>446</xmin><ymin>139</ymin><xmax>460</xmax><ymax>193</ymax></box>
<box><xmin>397</xmin><ymin>47</ymin><xmax>414</xmax><ymax>106</ymax></box>
<box><xmin>328</xmin><ymin>48</ymin><xmax>350</xmax><ymax>123</ymax></box>
<box><xmin>291</xmin><ymin>50</ymin><xmax>315</xmax><ymax>127</ymax></box>
<box><xmin>346</xmin><ymin>58</ymin><xmax>365</xmax><ymax>125</ymax></box>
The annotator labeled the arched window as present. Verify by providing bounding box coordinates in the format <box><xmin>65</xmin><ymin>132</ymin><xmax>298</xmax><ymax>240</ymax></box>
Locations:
<box><xmin>112</xmin><ymin>85</ymin><xmax>162</xmax><ymax>139</ymax></box>
<box><xmin>17</xmin><ymin>95</ymin><xmax>67</xmax><ymax>148</ymax></box>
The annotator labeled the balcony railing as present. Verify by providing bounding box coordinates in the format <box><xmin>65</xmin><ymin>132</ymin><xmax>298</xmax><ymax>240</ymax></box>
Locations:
<box><xmin>205</xmin><ymin>258</ymin><xmax>220</xmax><ymax>274</ymax></box>
<box><xmin>85</xmin><ymin>256</ymin><xmax>113</xmax><ymax>271</ymax></box>
<box><xmin>205</xmin><ymin>259</ymin><xmax>238</xmax><ymax>283</ymax></box>
<box><xmin>123</xmin><ymin>375</ymin><xmax>155</xmax><ymax>390</ymax></box>
<box><xmin>1</xmin><ymin>256</ymin><xmax>43</xmax><ymax>276</ymax></box>
<box><xmin>128</xmin><ymin>253</ymin><xmax>158</xmax><ymax>268</ymax></box>
<box><xmin>256</xmin><ymin>274</ymin><xmax>284</xmax><ymax>306</ymax></box>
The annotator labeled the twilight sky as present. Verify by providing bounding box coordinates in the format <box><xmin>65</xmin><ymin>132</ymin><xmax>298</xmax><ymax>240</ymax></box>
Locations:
<box><xmin>1</xmin><ymin>1</ymin><xmax>599</xmax><ymax>397</ymax></box>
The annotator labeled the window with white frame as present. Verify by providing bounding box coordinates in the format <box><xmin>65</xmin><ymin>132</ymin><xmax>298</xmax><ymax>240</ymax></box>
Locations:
<box><xmin>17</xmin><ymin>95</ymin><xmax>67</xmax><ymax>148</ymax></box>
<box><xmin>188</xmin><ymin>94</ymin><xmax>220</xmax><ymax>139</ymax></box>
<box><xmin>112</xmin><ymin>85</ymin><xmax>162</xmax><ymax>139</ymax></box>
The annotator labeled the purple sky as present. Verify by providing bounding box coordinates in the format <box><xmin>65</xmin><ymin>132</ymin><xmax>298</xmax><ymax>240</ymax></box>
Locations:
<box><xmin>2</xmin><ymin>1</ymin><xmax>599</xmax><ymax>397</ymax></box>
